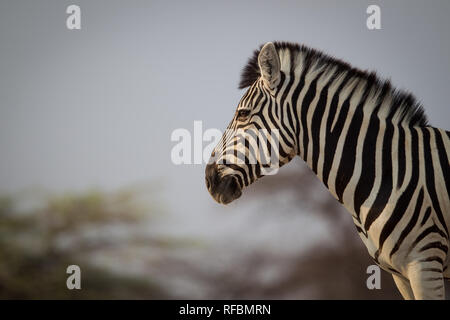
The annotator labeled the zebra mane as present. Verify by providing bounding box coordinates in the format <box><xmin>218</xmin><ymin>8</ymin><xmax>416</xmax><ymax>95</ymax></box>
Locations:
<box><xmin>239</xmin><ymin>42</ymin><xmax>429</xmax><ymax>127</ymax></box>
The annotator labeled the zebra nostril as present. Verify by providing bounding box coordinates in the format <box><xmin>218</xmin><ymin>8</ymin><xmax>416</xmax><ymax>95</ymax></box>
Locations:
<box><xmin>206</xmin><ymin>177</ymin><xmax>211</xmax><ymax>190</ymax></box>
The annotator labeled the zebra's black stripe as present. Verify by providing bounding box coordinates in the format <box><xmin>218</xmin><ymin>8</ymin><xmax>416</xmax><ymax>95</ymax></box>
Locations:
<box><xmin>397</xmin><ymin>125</ymin><xmax>406</xmax><ymax>189</ymax></box>
<box><xmin>420</xmin><ymin>206</ymin><xmax>432</xmax><ymax>226</ymax></box>
<box><xmin>422</xmin><ymin>128</ymin><xmax>449</xmax><ymax>236</ymax></box>
<box><xmin>433</xmin><ymin>129</ymin><xmax>450</xmax><ymax>198</ymax></box>
<box><xmin>408</xmin><ymin>222</ymin><xmax>447</xmax><ymax>256</ymax></box>
<box><xmin>353</xmin><ymin>85</ymin><xmax>388</xmax><ymax>218</ymax></box>
<box><xmin>300</xmin><ymin>73</ymin><xmax>323</xmax><ymax>162</ymax></box>
<box><xmin>310</xmin><ymin>79</ymin><xmax>332</xmax><ymax>174</ymax></box>
<box><xmin>323</xmin><ymin>82</ymin><xmax>357</xmax><ymax>192</ymax></box>
<box><xmin>363</xmin><ymin>106</ymin><xmax>398</xmax><ymax>231</ymax></box>
<box><xmin>335</xmin><ymin>81</ymin><xmax>373</xmax><ymax>202</ymax></box>
<box><xmin>389</xmin><ymin>188</ymin><xmax>424</xmax><ymax>258</ymax></box>
<box><xmin>322</xmin><ymin>73</ymin><xmax>354</xmax><ymax>187</ymax></box>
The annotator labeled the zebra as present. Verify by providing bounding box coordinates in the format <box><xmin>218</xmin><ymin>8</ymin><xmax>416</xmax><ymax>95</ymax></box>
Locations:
<box><xmin>205</xmin><ymin>41</ymin><xmax>450</xmax><ymax>299</ymax></box>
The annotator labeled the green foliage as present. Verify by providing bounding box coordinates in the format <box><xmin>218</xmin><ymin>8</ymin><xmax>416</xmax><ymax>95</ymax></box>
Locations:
<box><xmin>0</xmin><ymin>189</ymin><xmax>167</xmax><ymax>299</ymax></box>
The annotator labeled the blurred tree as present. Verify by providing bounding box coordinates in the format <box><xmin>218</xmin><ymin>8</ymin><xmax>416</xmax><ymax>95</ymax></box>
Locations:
<box><xmin>1</xmin><ymin>172</ymin><xmax>447</xmax><ymax>300</ymax></box>
<box><xmin>0</xmin><ymin>188</ymin><xmax>168</xmax><ymax>299</ymax></box>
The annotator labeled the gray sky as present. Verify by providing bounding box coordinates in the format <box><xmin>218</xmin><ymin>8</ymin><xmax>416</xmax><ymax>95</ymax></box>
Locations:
<box><xmin>0</xmin><ymin>1</ymin><xmax>449</xmax><ymax>230</ymax></box>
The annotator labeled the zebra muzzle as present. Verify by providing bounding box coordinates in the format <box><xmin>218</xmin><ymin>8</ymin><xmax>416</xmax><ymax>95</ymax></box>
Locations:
<box><xmin>205</xmin><ymin>163</ymin><xmax>242</xmax><ymax>205</ymax></box>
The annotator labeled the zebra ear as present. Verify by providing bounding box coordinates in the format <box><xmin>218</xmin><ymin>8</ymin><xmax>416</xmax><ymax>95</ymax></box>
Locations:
<box><xmin>258</xmin><ymin>42</ymin><xmax>280</xmax><ymax>89</ymax></box>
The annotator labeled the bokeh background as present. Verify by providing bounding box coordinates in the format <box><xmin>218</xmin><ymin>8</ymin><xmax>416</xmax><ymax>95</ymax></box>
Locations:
<box><xmin>0</xmin><ymin>0</ymin><xmax>449</xmax><ymax>299</ymax></box>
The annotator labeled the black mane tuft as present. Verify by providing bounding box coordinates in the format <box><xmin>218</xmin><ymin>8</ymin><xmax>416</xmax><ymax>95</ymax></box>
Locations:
<box><xmin>238</xmin><ymin>41</ymin><xmax>428</xmax><ymax>127</ymax></box>
<box><xmin>238</xmin><ymin>48</ymin><xmax>261</xmax><ymax>89</ymax></box>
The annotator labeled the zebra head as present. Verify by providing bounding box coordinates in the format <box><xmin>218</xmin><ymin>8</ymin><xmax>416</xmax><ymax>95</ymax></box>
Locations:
<box><xmin>205</xmin><ymin>42</ymin><xmax>297</xmax><ymax>204</ymax></box>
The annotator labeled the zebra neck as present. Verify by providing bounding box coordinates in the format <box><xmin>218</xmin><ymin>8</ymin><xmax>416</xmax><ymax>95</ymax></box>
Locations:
<box><xmin>291</xmin><ymin>73</ymin><xmax>390</xmax><ymax>211</ymax></box>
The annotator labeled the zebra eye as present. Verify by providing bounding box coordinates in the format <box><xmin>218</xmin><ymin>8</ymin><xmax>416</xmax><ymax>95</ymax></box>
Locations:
<box><xmin>237</xmin><ymin>109</ymin><xmax>251</xmax><ymax>120</ymax></box>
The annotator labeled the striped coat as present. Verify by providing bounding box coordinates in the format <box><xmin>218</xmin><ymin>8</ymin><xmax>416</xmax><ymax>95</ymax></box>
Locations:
<box><xmin>205</xmin><ymin>42</ymin><xmax>450</xmax><ymax>299</ymax></box>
